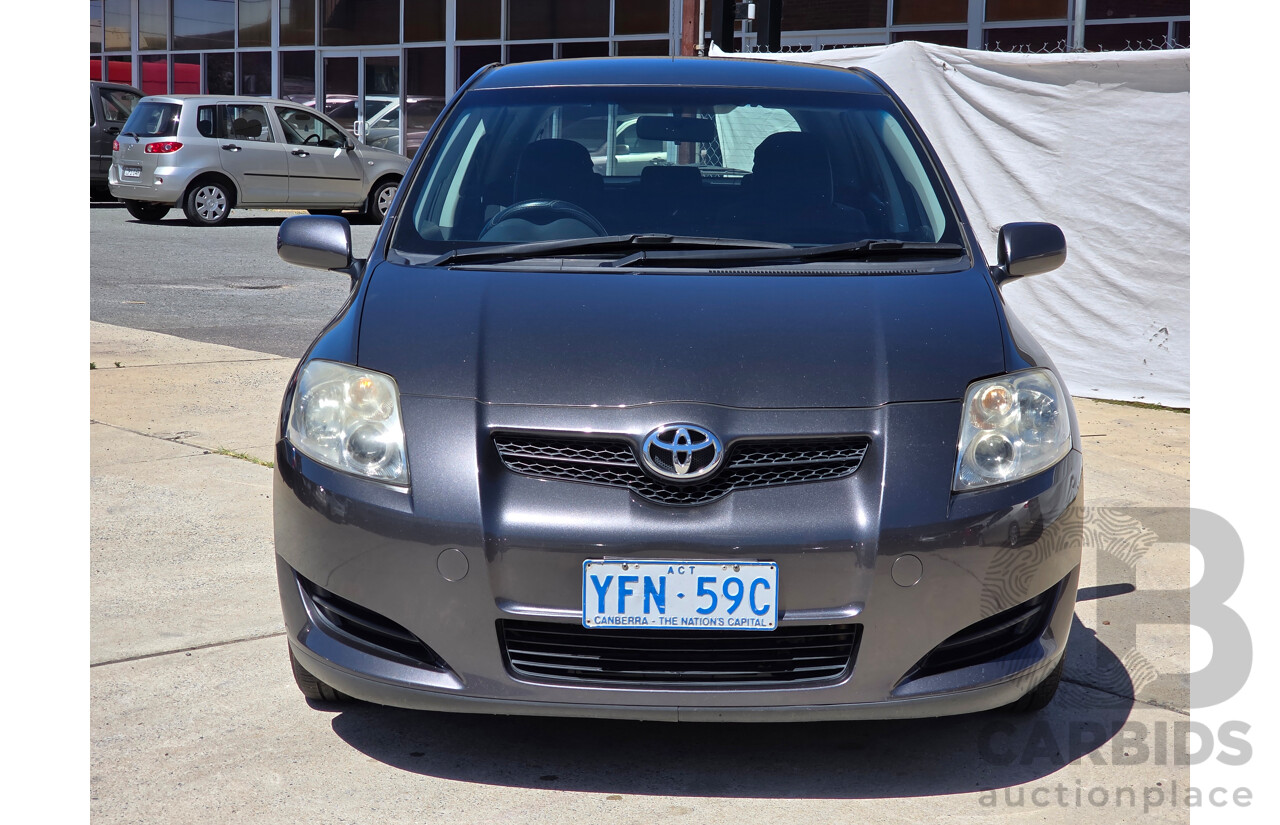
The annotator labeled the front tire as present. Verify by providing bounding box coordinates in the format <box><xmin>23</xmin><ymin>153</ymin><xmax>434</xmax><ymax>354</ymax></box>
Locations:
<box><xmin>361</xmin><ymin>178</ymin><xmax>398</xmax><ymax>224</ymax></box>
<box><xmin>183</xmin><ymin>181</ymin><xmax>232</xmax><ymax>226</ymax></box>
<box><xmin>125</xmin><ymin>201</ymin><xmax>169</xmax><ymax>222</ymax></box>
<box><xmin>289</xmin><ymin>646</ymin><xmax>350</xmax><ymax>704</ymax></box>
<box><xmin>1004</xmin><ymin>655</ymin><xmax>1064</xmax><ymax>713</ymax></box>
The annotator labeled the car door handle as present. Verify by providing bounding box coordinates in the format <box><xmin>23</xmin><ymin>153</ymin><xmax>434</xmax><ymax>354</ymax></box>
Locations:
<box><xmin>221</xmin><ymin>143</ymin><xmax>241</xmax><ymax>152</ymax></box>
<box><xmin>105</xmin><ymin>126</ymin><xmax>120</xmax><ymax>136</ymax></box>
<box><xmin>291</xmin><ymin>149</ymin><xmax>310</xmax><ymax>157</ymax></box>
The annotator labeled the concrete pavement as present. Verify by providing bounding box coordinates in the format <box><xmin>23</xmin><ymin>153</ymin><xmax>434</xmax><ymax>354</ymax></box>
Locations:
<box><xmin>90</xmin><ymin>320</ymin><xmax>1193</xmax><ymax>823</ymax></box>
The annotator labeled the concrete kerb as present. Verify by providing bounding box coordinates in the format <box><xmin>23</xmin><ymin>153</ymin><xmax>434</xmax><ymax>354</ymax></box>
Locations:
<box><xmin>91</xmin><ymin>321</ymin><xmax>296</xmax><ymax>466</ymax></box>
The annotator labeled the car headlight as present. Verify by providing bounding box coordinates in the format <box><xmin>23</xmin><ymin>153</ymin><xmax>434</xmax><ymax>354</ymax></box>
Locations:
<box><xmin>953</xmin><ymin>369</ymin><xmax>1071</xmax><ymax>491</ymax></box>
<box><xmin>286</xmin><ymin>360</ymin><xmax>409</xmax><ymax>485</ymax></box>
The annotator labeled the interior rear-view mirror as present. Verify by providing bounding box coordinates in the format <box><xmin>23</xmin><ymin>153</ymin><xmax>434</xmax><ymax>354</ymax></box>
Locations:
<box><xmin>635</xmin><ymin>116</ymin><xmax>715</xmax><ymax>144</ymax></box>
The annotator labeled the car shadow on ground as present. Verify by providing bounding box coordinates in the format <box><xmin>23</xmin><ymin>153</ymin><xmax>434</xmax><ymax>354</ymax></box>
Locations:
<box><xmin>129</xmin><ymin>216</ymin><xmax>301</xmax><ymax>228</ymax></box>
<box><xmin>328</xmin><ymin>608</ymin><xmax>1138</xmax><ymax>799</ymax></box>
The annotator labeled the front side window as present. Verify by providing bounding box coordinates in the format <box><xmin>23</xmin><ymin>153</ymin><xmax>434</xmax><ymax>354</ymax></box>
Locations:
<box><xmin>391</xmin><ymin>86</ymin><xmax>961</xmax><ymax>257</ymax></box>
<box><xmin>121</xmin><ymin>101</ymin><xmax>181</xmax><ymax>137</ymax></box>
<box><xmin>276</xmin><ymin>106</ymin><xmax>347</xmax><ymax>147</ymax></box>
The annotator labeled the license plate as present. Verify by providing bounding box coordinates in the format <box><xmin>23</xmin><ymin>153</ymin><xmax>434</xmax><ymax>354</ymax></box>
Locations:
<box><xmin>582</xmin><ymin>560</ymin><xmax>778</xmax><ymax>630</ymax></box>
<box><xmin>122</xmin><ymin>166</ymin><xmax>141</xmax><ymax>179</ymax></box>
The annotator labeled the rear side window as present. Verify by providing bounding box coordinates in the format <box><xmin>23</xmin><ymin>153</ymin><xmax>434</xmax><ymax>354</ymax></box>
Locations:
<box><xmin>196</xmin><ymin>105</ymin><xmax>217</xmax><ymax>137</ymax></box>
<box><xmin>99</xmin><ymin>88</ymin><xmax>140</xmax><ymax>123</ymax></box>
<box><xmin>221</xmin><ymin>104</ymin><xmax>274</xmax><ymax>142</ymax></box>
<box><xmin>121</xmin><ymin>101</ymin><xmax>181</xmax><ymax>137</ymax></box>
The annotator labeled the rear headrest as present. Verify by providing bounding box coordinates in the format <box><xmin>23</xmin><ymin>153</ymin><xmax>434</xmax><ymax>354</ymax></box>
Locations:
<box><xmin>751</xmin><ymin>131</ymin><xmax>834</xmax><ymax>206</ymax></box>
<box><xmin>639</xmin><ymin>164</ymin><xmax>702</xmax><ymax>192</ymax></box>
<box><xmin>513</xmin><ymin>139</ymin><xmax>601</xmax><ymax>203</ymax></box>
<box><xmin>232</xmin><ymin>117</ymin><xmax>262</xmax><ymax>138</ymax></box>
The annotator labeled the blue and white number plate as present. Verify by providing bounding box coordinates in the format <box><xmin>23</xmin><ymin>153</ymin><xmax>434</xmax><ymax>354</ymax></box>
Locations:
<box><xmin>582</xmin><ymin>560</ymin><xmax>778</xmax><ymax>630</ymax></box>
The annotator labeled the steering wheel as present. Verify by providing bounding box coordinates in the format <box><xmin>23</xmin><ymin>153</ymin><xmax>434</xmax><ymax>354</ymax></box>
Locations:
<box><xmin>479</xmin><ymin>199</ymin><xmax>608</xmax><ymax>240</ymax></box>
<box><xmin>304</xmin><ymin>133</ymin><xmax>320</xmax><ymax>145</ymax></box>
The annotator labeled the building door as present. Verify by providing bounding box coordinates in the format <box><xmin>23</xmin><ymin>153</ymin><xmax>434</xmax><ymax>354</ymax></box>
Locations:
<box><xmin>321</xmin><ymin>51</ymin><xmax>403</xmax><ymax>153</ymax></box>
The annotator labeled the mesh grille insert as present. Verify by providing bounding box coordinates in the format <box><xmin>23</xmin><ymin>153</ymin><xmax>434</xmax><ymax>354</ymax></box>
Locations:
<box><xmin>297</xmin><ymin>574</ymin><xmax>446</xmax><ymax>669</ymax></box>
<box><xmin>493</xmin><ymin>433</ymin><xmax>870</xmax><ymax>506</ymax></box>
<box><xmin>500</xmin><ymin>620</ymin><xmax>861</xmax><ymax>687</ymax></box>
<box><xmin>908</xmin><ymin>580</ymin><xmax>1063</xmax><ymax>679</ymax></box>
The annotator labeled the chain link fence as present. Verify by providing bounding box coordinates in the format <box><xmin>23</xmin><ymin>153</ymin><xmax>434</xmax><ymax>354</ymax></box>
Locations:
<box><xmin>743</xmin><ymin>34</ymin><xmax>1187</xmax><ymax>55</ymax></box>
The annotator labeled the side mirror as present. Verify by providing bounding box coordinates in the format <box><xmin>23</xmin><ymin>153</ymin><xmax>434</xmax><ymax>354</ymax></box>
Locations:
<box><xmin>277</xmin><ymin>215</ymin><xmax>352</xmax><ymax>271</ymax></box>
<box><xmin>992</xmin><ymin>222</ymin><xmax>1066</xmax><ymax>285</ymax></box>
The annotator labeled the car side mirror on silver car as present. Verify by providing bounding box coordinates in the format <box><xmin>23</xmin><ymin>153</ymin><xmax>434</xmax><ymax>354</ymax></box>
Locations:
<box><xmin>991</xmin><ymin>222</ymin><xmax>1066</xmax><ymax>285</ymax></box>
<box><xmin>278</xmin><ymin>215</ymin><xmax>355</xmax><ymax>274</ymax></box>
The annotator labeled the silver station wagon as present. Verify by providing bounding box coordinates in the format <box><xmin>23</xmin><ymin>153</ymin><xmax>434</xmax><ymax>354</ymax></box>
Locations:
<box><xmin>108</xmin><ymin>95</ymin><xmax>409</xmax><ymax>226</ymax></box>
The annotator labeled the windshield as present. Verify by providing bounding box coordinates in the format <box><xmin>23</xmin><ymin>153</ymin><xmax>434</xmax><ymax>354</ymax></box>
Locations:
<box><xmin>390</xmin><ymin>86</ymin><xmax>962</xmax><ymax>261</ymax></box>
<box><xmin>121</xmin><ymin>101</ymin><xmax>181</xmax><ymax>138</ymax></box>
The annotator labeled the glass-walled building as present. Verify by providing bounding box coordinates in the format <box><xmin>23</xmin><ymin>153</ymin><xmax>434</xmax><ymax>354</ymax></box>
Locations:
<box><xmin>89</xmin><ymin>1</ymin><xmax>677</xmax><ymax>155</ymax></box>
<box><xmin>89</xmin><ymin>1</ymin><xmax>1188</xmax><ymax>155</ymax></box>
<box><xmin>772</xmin><ymin>1</ymin><xmax>1188</xmax><ymax>52</ymax></box>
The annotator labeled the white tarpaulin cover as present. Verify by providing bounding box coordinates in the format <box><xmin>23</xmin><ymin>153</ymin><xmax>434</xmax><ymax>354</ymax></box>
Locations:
<box><xmin>713</xmin><ymin>41</ymin><xmax>1190</xmax><ymax>407</ymax></box>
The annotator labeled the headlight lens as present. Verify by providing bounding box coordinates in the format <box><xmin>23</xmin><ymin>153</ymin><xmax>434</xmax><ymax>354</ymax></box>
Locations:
<box><xmin>954</xmin><ymin>369</ymin><xmax>1071</xmax><ymax>491</ymax></box>
<box><xmin>286</xmin><ymin>360</ymin><xmax>408</xmax><ymax>485</ymax></box>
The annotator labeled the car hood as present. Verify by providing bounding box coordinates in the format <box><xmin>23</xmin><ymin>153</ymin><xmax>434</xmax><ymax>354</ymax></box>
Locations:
<box><xmin>357</xmin><ymin>263</ymin><xmax>1005</xmax><ymax>408</ymax></box>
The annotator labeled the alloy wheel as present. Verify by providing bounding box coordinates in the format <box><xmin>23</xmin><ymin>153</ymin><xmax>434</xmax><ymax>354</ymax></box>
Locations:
<box><xmin>377</xmin><ymin>184</ymin><xmax>397</xmax><ymax>219</ymax></box>
<box><xmin>194</xmin><ymin>186</ymin><xmax>228</xmax><ymax>222</ymax></box>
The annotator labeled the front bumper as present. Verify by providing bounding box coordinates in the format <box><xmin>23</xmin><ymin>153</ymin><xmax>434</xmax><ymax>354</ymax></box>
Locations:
<box><xmin>274</xmin><ymin>396</ymin><xmax>1083</xmax><ymax>721</ymax></box>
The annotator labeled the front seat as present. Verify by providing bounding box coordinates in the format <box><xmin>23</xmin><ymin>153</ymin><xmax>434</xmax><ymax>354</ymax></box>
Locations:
<box><xmin>721</xmin><ymin>131</ymin><xmax>868</xmax><ymax>244</ymax></box>
<box><xmin>479</xmin><ymin>139</ymin><xmax>606</xmax><ymax>242</ymax></box>
<box><xmin>511</xmin><ymin>138</ymin><xmax>603</xmax><ymax>206</ymax></box>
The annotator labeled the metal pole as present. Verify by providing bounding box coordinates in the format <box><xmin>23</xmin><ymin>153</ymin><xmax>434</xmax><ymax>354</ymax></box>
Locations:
<box><xmin>698</xmin><ymin>0</ymin><xmax>707</xmax><ymax>55</ymax></box>
<box><xmin>1072</xmin><ymin>0</ymin><xmax>1087</xmax><ymax>51</ymax></box>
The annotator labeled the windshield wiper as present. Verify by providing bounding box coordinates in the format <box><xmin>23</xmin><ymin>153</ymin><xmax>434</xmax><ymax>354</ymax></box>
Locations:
<box><xmin>424</xmin><ymin>234</ymin><xmax>793</xmax><ymax>267</ymax></box>
<box><xmin>610</xmin><ymin>239</ymin><xmax>967</xmax><ymax>268</ymax></box>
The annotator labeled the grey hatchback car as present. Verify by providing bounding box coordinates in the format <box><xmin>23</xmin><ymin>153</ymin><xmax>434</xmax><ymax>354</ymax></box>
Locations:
<box><xmin>273</xmin><ymin>57</ymin><xmax>1083</xmax><ymax>721</ymax></box>
<box><xmin>109</xmin><ymin>95</ymin><xmax>409</xmax><ymax>226</ymax></box>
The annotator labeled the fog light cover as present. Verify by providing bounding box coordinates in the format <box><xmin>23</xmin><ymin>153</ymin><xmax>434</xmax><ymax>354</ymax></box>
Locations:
<box><xmin>286</xmin><ymin>360</ymin><xmax>408</xmax><ymax>485</ymax></box>
<box><xmin>954</xmin><ymin>369</ymin><xmax>1070</xmax><ymax>491</ymax></box>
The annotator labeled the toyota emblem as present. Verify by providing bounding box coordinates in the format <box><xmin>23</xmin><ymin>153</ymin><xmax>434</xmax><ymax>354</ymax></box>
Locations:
<box><xmin>640</xmin><ymin>425</ymin><xmax>723</xmax><ymax>481</ymax></box>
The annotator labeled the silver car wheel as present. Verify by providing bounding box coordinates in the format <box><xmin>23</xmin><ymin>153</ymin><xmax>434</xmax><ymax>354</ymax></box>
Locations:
<box><xmin>377</xmin><ymin>184</ymin><xmax>397</xmax><ymax>218</ymax></box>
<box><xmin>194</xmin><ymin>186</ymin><xmax>228</xmax><ymax>222</ymax></box>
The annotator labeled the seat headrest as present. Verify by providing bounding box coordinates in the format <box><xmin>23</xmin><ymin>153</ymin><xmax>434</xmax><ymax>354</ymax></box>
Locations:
<box><xmin>231</xmin><ymin>117</ymin><xmax>262</xmax><ymax>138</ymax></box>
<box><xmin>639</xmin><ymin>164</ymin><xmax>702</xmax><ymax>191</ymax></box>
<box><xmin>514</xmin><ymin>139</ymin><xmax>600</xmax><ymax>203</ymax></box>
<box><xmin>751</xmin><ymin>131</ymin><xmax>834</xmax><ymax>207</ymax></box>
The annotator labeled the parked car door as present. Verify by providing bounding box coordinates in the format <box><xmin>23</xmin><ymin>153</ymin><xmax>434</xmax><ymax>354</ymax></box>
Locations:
<box><xmin>213</xmin><ymin>102</ymin><xmax>290</xmax><ymax>205</ymax></box>
<box><xmin>273</xmin><ymin>105</ymin><xmax>366</xmax><ymax>206</ymax></box>
<box><xmin>91</xmin><ymin>84</ymin><xmax>141</xmax><ymax>183</ymax></box>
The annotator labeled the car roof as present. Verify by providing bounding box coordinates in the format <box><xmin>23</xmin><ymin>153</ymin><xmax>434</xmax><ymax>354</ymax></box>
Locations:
<box><xmin>468</xmin><ymin>56</ymin><xmax>886</xmax><ymax>96</ymax></box>
<box><xmin>137</xmin><ymin>94</ymin><xmax>309</xmax><ymax>107</ymax></box>
<box><xmin>92</xmin><ymin>80</ymin><xmax>142</xmax><ymax>94</ymax></box>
